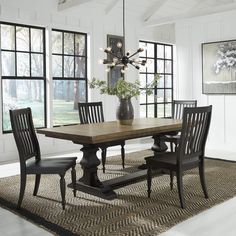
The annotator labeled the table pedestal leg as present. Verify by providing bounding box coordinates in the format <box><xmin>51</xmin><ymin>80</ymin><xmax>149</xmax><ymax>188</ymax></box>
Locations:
<box><xmin>68</xmin><ymin>145</ymin><xmax>117</xmax><ymax>200</ymax></box>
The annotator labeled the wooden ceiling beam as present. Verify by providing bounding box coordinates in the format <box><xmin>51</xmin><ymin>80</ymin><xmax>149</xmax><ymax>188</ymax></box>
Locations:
<box><xmin>58</xmin><ymin>0</ymin><xmax>93</xmax><ymax>11</ymax></box>
<box><xmin>105</xmin><ymin>0</ymin><xmax>119</xmax><ymax>15</ymax></box>
<box><xmin>142</xmin><ymin>0</ymin><xmax>166</xmax><ymax>23</ymax></box>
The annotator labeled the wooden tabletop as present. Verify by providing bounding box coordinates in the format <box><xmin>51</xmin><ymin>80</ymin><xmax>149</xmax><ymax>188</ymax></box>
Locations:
<box><xmin>37</xmin><ymin>118</ymin><xmax>182</xmax><ymax>145</ymax></box>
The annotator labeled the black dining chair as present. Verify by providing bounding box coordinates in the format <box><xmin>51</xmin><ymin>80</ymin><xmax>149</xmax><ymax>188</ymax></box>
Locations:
<box><xmin>145</xmin><ymin>105</ymin><xmax>212</xmax><ymax>208</ymax></box>
<box><xmin>10</xmin><ymin>108</ymin><xmax>77</xmax><ymax>210</ymax></box>
<box><xmin>165</xmin><ymin>100</ymin><xmax>197</xmax><ymax>152</ymax></box>
<box><xmin>78</xmin><ymin>102</ymin><xmax>125</xmax><ymax>173</ymax></box>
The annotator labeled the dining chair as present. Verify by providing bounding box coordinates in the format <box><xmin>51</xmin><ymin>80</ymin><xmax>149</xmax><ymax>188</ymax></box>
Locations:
<box><xmin>145</xmin><ymin>105</ymin><xmax>212</xmax><ymax>208</ymax></box>
<box><xmin>165</xmin><ymin>100</ymin><xmax>197</xmax><ymax>152</ymax></box>
<box><xmin>10</xmin><ymin>108</ymin><xmax>77</xmax><ymax>210</ymax></box>
<box><xmin>78</xmin><ymin>102</ymin><xmax>125</xmax><ymax>173</ymax></box>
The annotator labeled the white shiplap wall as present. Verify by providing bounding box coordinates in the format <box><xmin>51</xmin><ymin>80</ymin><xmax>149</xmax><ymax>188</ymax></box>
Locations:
<box><xmin>175</xmin><ymin>9</ymin><xmax>236</xmax><ymax>159</ymax></box>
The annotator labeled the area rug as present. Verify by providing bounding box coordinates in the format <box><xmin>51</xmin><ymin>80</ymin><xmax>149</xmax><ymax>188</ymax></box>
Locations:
<box><xmin>0</xmin><ymin>150</ymin><xmax>236</xmax><ymax>236</ymax></box>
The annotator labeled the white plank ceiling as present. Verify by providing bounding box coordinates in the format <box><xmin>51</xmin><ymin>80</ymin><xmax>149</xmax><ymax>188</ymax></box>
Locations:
<box><xmin>58</xmin><ymin>0</ymin><xmax>236</xmax><ymax>26</ymax></box>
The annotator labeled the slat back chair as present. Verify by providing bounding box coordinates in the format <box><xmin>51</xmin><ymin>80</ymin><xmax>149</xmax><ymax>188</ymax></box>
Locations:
<box><xmin>166</xmin><ymin>100</ymin><xmax>197</xmax><ymax>152</ymax></box>
<box><xmin>172</xmin><ymin>100</ymin><xmax>197</xmax><ymax>119</ymax></box>
<box><xmin>146</xmin><ymin>106</ymin><xmax>212</xmax><ymax>208</ymax></box>
<box><xmin>78</xmin><ymin>102</ymin><xmax>104</xmax><ymax>124</ymax></box>
<box><xmin>78</xmin><ymin>102</ymin><xmax>125</xmax><ymax>173</ymax></box>
<box><xmin>10</xmin><ymin>108</ymin><xmax>77</xmax><ymax>210</ymax></box>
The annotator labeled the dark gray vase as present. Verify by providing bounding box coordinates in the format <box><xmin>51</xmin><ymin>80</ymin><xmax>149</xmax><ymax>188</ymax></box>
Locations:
<box><xmin>116</xmin><ymin>98</ymin><xmax>134</xmax><ymax>125</ymax></box>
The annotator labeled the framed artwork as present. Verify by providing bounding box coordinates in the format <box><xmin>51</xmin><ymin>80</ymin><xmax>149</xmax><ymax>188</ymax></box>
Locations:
<box><xmin>107</xmin><ymin>34</ymin><xmax>124</xmax><ymax>87</ymax></box>
<box><xmin>202</xmin><ymin>39</ymin><xmax>236</xmax><ymax>94</ymax></box>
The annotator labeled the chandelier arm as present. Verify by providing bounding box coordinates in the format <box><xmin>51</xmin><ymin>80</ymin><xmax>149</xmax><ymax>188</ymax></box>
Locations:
<box><xmin>127</xmin><ymin>51</ymin><xmax>140</xmax><ymax>59</ymax></box>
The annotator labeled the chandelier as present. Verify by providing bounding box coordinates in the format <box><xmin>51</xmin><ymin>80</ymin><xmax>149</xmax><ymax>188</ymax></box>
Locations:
<box><xmin>99</xmin><ymin>0</ymin><xmax>146</xmax><ymax>73</ymax></box>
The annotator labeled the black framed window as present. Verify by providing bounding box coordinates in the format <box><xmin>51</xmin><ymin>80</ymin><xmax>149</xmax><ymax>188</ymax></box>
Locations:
<box><xmin>139</xmin><ymin>41</ymin><xmax>173</xmax><ymax>118</ymax></box>
<box><xmin>52</xmin><ymin>29</ymin><xmax>87</xmax><ymax>126</ymax></box>
<box><xmin>1</xmin><ymin>22</ymin><xmax>46</xmax><ymax>132</ymax></box>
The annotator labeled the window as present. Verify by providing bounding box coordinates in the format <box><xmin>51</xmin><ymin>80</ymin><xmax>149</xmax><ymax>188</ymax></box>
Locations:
<box><xmin>52</xmin><ymin>29</ymin><xmax>87</xmax><ymax>126</ymax></box>
<box><xmin>139</xmin><ymin>41</ymin><xmax>173</xmax><ymax>118</ymax></box>
<box><xmin>1</xmin><ymin>22</ymin><xmax>46</xmax><ymax>132</ymax></box>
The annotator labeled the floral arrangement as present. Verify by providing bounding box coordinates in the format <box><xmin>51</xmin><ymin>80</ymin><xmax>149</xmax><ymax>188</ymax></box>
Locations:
<box><xmin>214</xmin><ymin>42</ymin><xmax>236</xmax><ymax>74</ymax></box>
<box><xmin>89</xmin><ymin>74</ymin><xmax>159</xmax><ymax>99</ymax></box>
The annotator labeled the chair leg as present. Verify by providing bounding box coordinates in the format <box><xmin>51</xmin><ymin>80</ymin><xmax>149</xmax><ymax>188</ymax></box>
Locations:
<box><xmin>101</xmin><ymin>148</ymin><xmax>107</xmax><ymax>173</ymax></box>
<box><xmin>60</xmin><ymin>174</ymin><xmax>66</xmax><ymax>210</ymax></box>
<box><xmin>170</xmin><ymin>171</ymin><xmax>174</xmax><ymax>190</ymax></box>
<box><xmin>170</xmin><ymin>142</ymin><xmax>174</xmax><ymax>152</ymax></box>
<box><xmin>71</xmin><ymin>165</ymin><xmax>77</xmax><ymax>197</ymax></box>
<box><xmin>17</xmin><ymin>173</ymin><xmax>27</xmax><ymax>209</ymax></box>
<box><xmin>121</xmin><ymin>144</ymin><xmax>125</xmax><ymax>169</ymax></box>
<box><xmin>199</xmin><ymin>160</ymin><xmax>209</xmax><ymax>199</ymax></box>
<box><xmin>176</xmin><ymin>170</ymin><xmax>185</xmax><ymax>209</ymax></box>
<box><xmin>147</xmin><ymin>165</ymin><xmax>152</xmax><ymax>198</ymax></box>
<box><xmin>33</xmin><ymin>174</ymin><xmax>41</xmax><ymax>196</ymax></box>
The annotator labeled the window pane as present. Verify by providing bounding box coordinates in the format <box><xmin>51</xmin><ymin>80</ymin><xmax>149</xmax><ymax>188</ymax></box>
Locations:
<box><xmin>157</xmin><ymin>75</ymin><xmax>164</xmax><ymax>88</ymax></box>
<box><xmin>139</xmin><ymin>64</ymin><xmax>147</xmax><ymax>73</ymax></box>
<box><xmin>147</xmin><ymin>43</ymin><xmax>154</xmax><ymax>57</ymax></box>
<box><xmin>165</xmin><ymin>89</ymin><xmax>172</xmax><ymax>102</ymax></box>
<box><xmin>146</xmin><ymin>59</ymin><xmax>154</xmax><ymax>73</ymax></box>
<box><xmin>16</xmin><ymin>27</ymin><xmax>29</xmax><ymax>51</ymax></box>
<box><xmin>52</xmin><ymin>31</ymin><xmax>62</xmax><ymax>54</ymax></box>
<box><xmin>157</xmin><ymin>60</ymin><xmax>164</xmax><ymax>73</ymax></box>
<box><xmin>64</xmin><ymin>33</ymin><xmax>74</xmax><ymax>55</ymax></box>
<box><xmin>53</xmin><ymin>80</ymin><xmax>86</xmax><ymax>126</ymax></box>
<box><xmin>17</xmin><ymin>52</ymin><xmax>30</xmax><ymax>76</ymax></box>
<box><xmin>31</xmin><ymin>54</ymin><xmax>43</xmax><ymax>77</ymax></box>
<box><xmin>64</xmin><ymin>56</ymin><xmax>74</xmax><ymax>77</ymax></box>
<box><xmin>52</xmin><ymin>55</ymin><xmax>62</xmax><ymax>77</ymax></box>
<box><xmin>139</xmin><ymin>42</ymin><xmax>146</xmax><ymax>57</ymax></box>
<box><xmin>2</xmin><ymin>79</ymin><xmax>45</xmax><ymax>131</ymax></box>
<box><xmin>1</xmin><ymin>52</ymin><xmax>15</xmax><ymax>76</ymax></box>
<box><xmin>165</xmin><ymin>60</ymin><xmax>172</xmax><ymax>73</ymax></box>
<box><xmin>75</xmin><ymin>57</ymin><xmax>86</xmax><ymax>77</ymax></box>
<box><xmin>31</xmin><ymin>28</ymin><xmax>43</xmax><ymax>52</ymax></box>
<box><xmin>147</xmin><ymin>105</ymin><xmax>154</xmax><ymax>118</ymax></box>
<box><xmin>157</xmin><ymin>44</ymin><xmax>164</xmax><ymax>58</ymax></box>
<box><xmin>1</xmin><ymin>24</ymin><xmax>15</xmax><ymax>50</ymax></box>
<box><xmin>140</xmin><ymin>89</ymin><xmax>146</xmax><ymax>104</ymax></box>
<box><xmin>147</xmin><ymin>89</ymin><xmax>155</xmax><ymax>103</ymax></box>
<box><xmin>147</xmin><ymin>74</ymin><xmax>155</xmax><ymax>86</ymax></box>
<box><xmin>165</xmin><ymin>75</ymin><xmax>172</xmax><ymax>88</ymax></box>
<box><xmin>139</xmin><ymin>74</ymin><xmax>146</xmax><ymax>88</ymax></box>
<box><xmin>165</xmin><ymin>103</ymin><xmax>172</xmax><ymax>117</ymax></box>
<box><xmin>157</xmin><ymin>89</ymin><xmax>164</xmax><ymax>102</ymax></box>
<box><xmin>75</xmin><ymin>34</ymin><xmax>86</xmax><ymax>56</ymax></box>
<box><xmin>165</xmin><ymin>46</ymin><xmax>172</xmax><ymax>59</ymax></box>
<box><xmin>140</xmin><ymin>105</ymin><xmax>146</xmax><ymax>118</ymax></box>
<box><xmin>157</xmin><ymin>104</ymin><xmax>164</xmax><ymax>118</ymax></box>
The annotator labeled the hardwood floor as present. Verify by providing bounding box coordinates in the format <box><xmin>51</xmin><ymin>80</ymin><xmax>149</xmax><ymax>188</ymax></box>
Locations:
<box><xmin>0</xmin><ymin>139</ymin><xmax>235</xmax><ymax>235</ymax></box>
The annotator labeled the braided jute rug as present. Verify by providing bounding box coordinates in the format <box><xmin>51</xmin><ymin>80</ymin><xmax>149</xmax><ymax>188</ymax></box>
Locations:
<box><xmin>0</xmin><ymin>150</ymin><xmax>236</xmax><ymax>236</ymax></box>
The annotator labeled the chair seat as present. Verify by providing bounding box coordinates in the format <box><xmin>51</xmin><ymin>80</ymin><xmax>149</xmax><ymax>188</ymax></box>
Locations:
<box><xmin>26</xmin><ymin>157</ymin><xmax>77</xmax><ymax>175</ymax></box>
<box><xmin>163</xmin><ymin>134</ymin><xmax>180</xmax><ymax>144</ymax></box>
<box><xmin>145</xmin><ymin>152</ymin><xmax>200</xmax><ymax>170</ymax></box>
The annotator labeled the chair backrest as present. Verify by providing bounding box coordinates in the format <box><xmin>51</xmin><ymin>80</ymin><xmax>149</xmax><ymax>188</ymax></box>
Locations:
<box><xmin>78</xmin><ymin>102</ymin><xmax>105</xmax><ymax>124</ymax></box>
<box><xmin>178</xmin><ymin>106</ymin><xmax>212</xmax><ymax>162</ymax></box>
<box><xmin>10</xmin><ymin>108</ymin><xmax>40</xmax><ymax>165</ymax></box>
<box><xmin>172</xmin><ymin>100</ymin><xmax>197</xmax><ymax>119</ymax></box>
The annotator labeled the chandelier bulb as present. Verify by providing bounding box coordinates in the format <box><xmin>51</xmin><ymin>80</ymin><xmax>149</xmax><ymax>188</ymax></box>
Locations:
<box><xmin>117</xmin><ymin>41</ymin><xmax>123</xmax><ymax>48</ymax></box>
<box><xmin>121</xmin><ymin>69</ymin><xmax>125</xmax><ymax>74</ymax></box>
<box><xmin>98</xmin><ymin>59</ymin><xmax>104</xmax><ymax>64</ymax></box>
<box><xmin>99</xmin><ymin>47</ymin><xmax>104</xmax><ymax>51</ymax></box>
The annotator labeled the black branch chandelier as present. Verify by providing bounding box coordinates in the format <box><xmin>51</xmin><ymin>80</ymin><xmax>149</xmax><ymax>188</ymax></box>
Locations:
<box><xmin>99</xmin><ymin>0</ymin><xmax>146</xmax><ymax>73</ymax></box>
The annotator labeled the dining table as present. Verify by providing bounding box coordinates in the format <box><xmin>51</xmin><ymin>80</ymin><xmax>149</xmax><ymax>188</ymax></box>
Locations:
<box><xmin>37</xmin><ymin>118</ymin><xmax>182</xmax><ymax>200</ymax></box>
